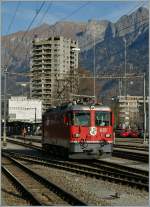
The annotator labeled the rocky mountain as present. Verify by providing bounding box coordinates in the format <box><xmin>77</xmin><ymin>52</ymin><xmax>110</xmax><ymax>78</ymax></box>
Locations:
<box><xmin>79</xmin><ymin>7</ymin><xmax>148</xmax><ymax>72</ymax></box>
<box><xmin>1</xmin><ymin>7</ymin><xmax>149</xmax><ymax>98</ymax></box>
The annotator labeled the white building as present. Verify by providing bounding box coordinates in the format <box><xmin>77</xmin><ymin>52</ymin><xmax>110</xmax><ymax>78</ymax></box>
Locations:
<box><xmin>8</xmin><ymin>96</ymin><xmax>42</xmax><ymax>123</ymax></box>
<box><xmin>117</xmin><ymin>95</ymin><xmax>149</xmax><ymax>128</ymax></box>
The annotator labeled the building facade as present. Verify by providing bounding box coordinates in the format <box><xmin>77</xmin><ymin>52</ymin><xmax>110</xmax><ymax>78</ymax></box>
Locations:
<box><xmin>30</xmin><ymin>36</ymin><xmax>79</xmax><ymax>111</ymax></box>
<box><xmin>117</xmin><ymin>95</ymin><xmax>149</xmax><ymax>129</ymax></box>
<box><xmin>8</xmin><ymin>96</ymin><xmax>42</xmax><ymax>123</ymax></box>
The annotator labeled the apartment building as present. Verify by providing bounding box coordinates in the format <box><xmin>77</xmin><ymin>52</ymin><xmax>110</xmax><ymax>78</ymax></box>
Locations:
<box><xmin>30</xmin><ymin>36</ymin><xmax>79</xmax><ymax>111</ymax></box>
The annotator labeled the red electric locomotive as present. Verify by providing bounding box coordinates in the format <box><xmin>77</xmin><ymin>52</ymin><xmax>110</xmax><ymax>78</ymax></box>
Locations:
<box><xmin>42</xmin><ymin>102</ymin><xmax>115</xmax><ymax>159</ymax></box>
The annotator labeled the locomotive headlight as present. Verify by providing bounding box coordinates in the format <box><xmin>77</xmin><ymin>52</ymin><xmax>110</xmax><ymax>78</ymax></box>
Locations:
<box><xmin>105</xmin><ymin>134</ymin><xmax>111</xmax><ymax>138</ymax></box>
<box><xmin>73</xmin><ymin>133</ymin><xmax>80</xmax><ymax>138</ymax></box>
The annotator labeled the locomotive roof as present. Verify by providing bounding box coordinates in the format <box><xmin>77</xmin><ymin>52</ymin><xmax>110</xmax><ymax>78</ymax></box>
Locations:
<box><xmin>68</xmin><ymin>104</ymin><xmax>111</xmax><ymax>111</ymax></box>
<box><xmin>45</xmin><ymin>104</ymin><xmax>111</xmax><ymax>114</ymax></box>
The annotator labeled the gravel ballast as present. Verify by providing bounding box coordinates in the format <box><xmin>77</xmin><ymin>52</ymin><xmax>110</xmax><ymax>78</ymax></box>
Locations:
<box><xmin>27</xmin><ymin>162</ymin><xmax>149</xmax><ymax>206</ymax></box>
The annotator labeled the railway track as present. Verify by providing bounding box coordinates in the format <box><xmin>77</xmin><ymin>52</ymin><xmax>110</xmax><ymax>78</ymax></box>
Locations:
<box><xmin>113</xmin><ymin>149</ymin><xmax>148</xmax><ymax>163</ymax></box>
<box><xmin>3</xmin><ymin>138</ymin><xmax>42</xmax><ymax>151</ymax></box>
<box><xmin>2</xmin><ymin>166</ymin><xmax>42</xmax><ymax>206</ymax></box>
<box><xmin>3</xmin><ymin>151</ymin><xmax>148</xmax><ymax>191</ymax></box>
<box><xmin>5</xmin><ymin>138</ymin><xmax>149</xmax><ymax>164</ymax></box>
<box><xmin>115</xmin><ymin>138</ymin><xmax>147</xmax><ymax>144</ymax></box>
<box><xmin>81</xmin><ymin>159</ymin><xmax>148</xmax><ymax>177</ymax></box>
<box><xmin>2</xmin><ymin>153</ymin><xmax>87</xmax><ymax>206</ymax></box>
<box><xmin>11</xmin><ymin>136</ymin><xmax>41</xmax><ymax>143</ymax></box>
<box><xmin>114</xmin><ymin>144</ymin><xmax>148</xmax><ymax>151</ymax></box>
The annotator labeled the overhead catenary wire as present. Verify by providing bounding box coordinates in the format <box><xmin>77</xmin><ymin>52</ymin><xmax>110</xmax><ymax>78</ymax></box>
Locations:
<box><xmin>112</xmin><ymin>1</ymin><xmax>147</xmax><ymax>21</ymax></box>
<box><xmin>80</xmin><ymin>0</ymin><xmax>148</xmax><ymax>50</ymax></box>
<box><xmin>3</xmin><ymin>2</ymin><xmax>148</xmax><ymax>79</ymax></box>
<box><xmin>4</xmin><ymin>2</ymin><xmax>147</xmax><ymax>69</ymax></box>
<box><xmin>22</xmin><ymin>1</ymin><xmax>53</xmax><ymax>65</ymax></box>
<box><xmin>79</xmin><ymin>18</ymin><xmax>148</xmax><ymax>74</ymax></box>
<box><xmin>3</xmin><ymin>1</ymin><xmax>21</xmax><ymax>66</ymax></box>
<box><xmin>5</xmin><ymin>1</ymin><xmax>21</xmax><ymax>35</ymax></box>
<box><xmin>17</xmin><ymin>1</ymin><xmax>89</xmax><ymax>74</ymax></box>
<box><xmin>19</xmin><ymin>3</ymin><xmax>148</xmax><ymax>75</ymax></box>
<box><xmin>5</xmin><ymin>1</ymin><xmax>46</xmax><ymax>69</ymax></box>
<box><xmin>80</xmin><ymin>17</ymin><xmax>148</xmax><ymax>50</ymax></box>
<box><xmin>89</xmin><ymin>2</ymin><xmax>149</xmax><ymax>69</ymax></box>
<box><xmin>2</xmin><ymin>70</ymin><xmax>144</xmax><ymax>79</ymax></box>
<box><xmin>37</xmin><ymin>1</ymin><xmax>53</xmax><ymax>26</ymax></box>
<box><xmin>15</xmin><ymin>1</ymin><xmax>87</xmax><ymax>74</ymax></box>
<box><xmin>48</xmin><ymin>1</ymin><xmax>90</xmax><ymax>35</ymax></box>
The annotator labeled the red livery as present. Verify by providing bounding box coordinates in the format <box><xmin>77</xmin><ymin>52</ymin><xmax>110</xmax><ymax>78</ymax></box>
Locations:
<box><xmin>42</xmin><ymin>103</ymin><xmax>115</xmax><ymax>159</ymax></box>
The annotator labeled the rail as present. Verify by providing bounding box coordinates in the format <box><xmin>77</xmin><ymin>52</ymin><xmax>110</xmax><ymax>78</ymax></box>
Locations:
<box><xmin>2</xmin><ymin>153</ymin><xmax>87</xmax><ymax>206</ymax></box>
<box><xmin>3</xmin><ymin>151</ymin><xmax>148</xmax><ymax>191</ymax></box>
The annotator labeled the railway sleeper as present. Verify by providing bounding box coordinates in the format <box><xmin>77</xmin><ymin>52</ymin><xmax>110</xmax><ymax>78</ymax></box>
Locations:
<box><xmin>3</xmin><ymin>154</ymin><xmax>87</xmax><ymax>206</ymax></box>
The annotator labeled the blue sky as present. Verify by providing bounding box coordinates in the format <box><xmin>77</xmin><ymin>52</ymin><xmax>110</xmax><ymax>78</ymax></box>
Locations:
<box><xmin>1</xmin><ymin>1</ymin><xmax>149</xmax><ymax>36</ymax></box>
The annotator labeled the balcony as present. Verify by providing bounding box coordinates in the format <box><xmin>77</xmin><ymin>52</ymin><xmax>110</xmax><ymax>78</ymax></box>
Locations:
<box><xmin>32</xmin><ymin>68</ymin><xmax>42</xmax><ymax>72</ymax></box>
<box><xmin>33</xmin><ymin>48</ymin><xmax>42</xmax><ymax>52</ymax></box>
<box><xmin>42</xmin><ymin>62</ymin><xmax>51</xmax><ymax>66</ymax></box>
<box><xmin>32</xmin><ymin>77</ymin><xmax>41</xmax><ymax>81</ymax></box>
<box><xmin>32</xmin><ymin>91</ymin><xmax>42</xmax><ymax>95</ymax></box>
<box><xmin>43</xmin><ymin>75</ymin><xmax>54</xmax><ymax>79</ymax></box>
<box><xmin>42</xmin><ymin>92</ymin><xmax>51</xmax><ymax>95</ymax></box>
<box><xmin>32</xmin><ymin>54</ymin><xmax>42</xmax><ymax>58</ymax></box>
<box><xmin>33</xmin><ymin>56</ymin><xmax>42</xmax><ymax>60</ymax></box>
<box><xmin>33</xmin><ymin>61</ymin><xmax>42</xmax><ymax>65</ymax></box>
<box><xmin>43</xmin><ymin>46</ymin><xmax>51</xmax><ymax>49</ymax></box>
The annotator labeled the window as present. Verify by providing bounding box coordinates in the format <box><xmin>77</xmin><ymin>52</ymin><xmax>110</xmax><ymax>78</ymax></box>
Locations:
<box><xmin>95</xmin><ymin>111</ymin><xmax>111</xmax><ymax>126</ymax></box>
<box><xmin>54</xmin><ymin>37</ymin><xmax>60</xmax><ymax>40</ymax></box>
<box><xmin>73</xmin><ymin>111</ymin><xmax>90</xmax><ymax>126</ymax></box>
<box><xmin>65</xmin><ymin>111</ymin><xmax>90</xmax><ymax>126</ymax></box>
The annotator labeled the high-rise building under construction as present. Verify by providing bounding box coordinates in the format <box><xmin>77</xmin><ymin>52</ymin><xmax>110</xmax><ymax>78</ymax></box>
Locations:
<box><xmin>30</xmin><ymin>36</ymin><xmax>79</xmax><ymax>111</ymax></box>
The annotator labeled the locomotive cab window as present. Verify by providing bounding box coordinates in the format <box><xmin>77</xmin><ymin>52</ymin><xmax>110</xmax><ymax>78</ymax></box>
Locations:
<box><xmin>95</xmin><ymin>111</ymin><xmax>111</xmax><ymax>126</ymax></box>
<box><xmin>64</xmin><ymin>111</ymin><xmax>90</xmax><ymax>126</ymax></box>
<box><xmin>73</xmin><ymin>111</ymin><xmax>90</xmax><ymax>126</ymax></box>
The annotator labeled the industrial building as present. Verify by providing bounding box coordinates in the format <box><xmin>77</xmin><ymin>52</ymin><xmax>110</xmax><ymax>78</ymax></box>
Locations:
<box><xmin>117</xmin><ymin>95</ymin><xmax>149</xmax><ymax>129</ymax></box>
<box><xmin>30</xmin><ymin>36</ymin><xmax>79</xmax><ymax>111</ymax></box>
<box><xmin>8</xmin><ymin>96</ymin><xmax>42</xmax><ymax>123</ymax></box>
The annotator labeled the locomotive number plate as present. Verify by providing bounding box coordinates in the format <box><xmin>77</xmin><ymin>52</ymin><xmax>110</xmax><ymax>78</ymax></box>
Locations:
<box><xmin>99</xmin><ymin>128</ymin><xmax>107</xmax><ymax>133</ymax></box>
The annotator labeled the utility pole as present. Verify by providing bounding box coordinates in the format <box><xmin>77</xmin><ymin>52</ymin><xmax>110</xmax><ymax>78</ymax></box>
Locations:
<box><xmin>124</xmin><ymin>38</ymin><xmax>128</xmax><ymax>128</ymax></box>
<box><xmin>71</xmin><ymin>47</ymin><xmax>80</xmax><ymax>102</ymax></box>
<box><xmin>29</xmin><ymin>107</ymin><xmax>37</xmax><ymax>144</ymax></box>
<box><xmin>143</xmin><ymin>73</ymin><xmax>147</xmax><ymax>143</ymax></box>
<box><xmin>124</xmin><ymin>38</ymin><xmax>127</xmax><ymax>97</ymax></box>
<box><xmin>119</xmin><ymin>79</ymin><xmax>122</xmax><ymax>97</ymax></box>
<box><xmin>35</xmin><ymin>107</ymin><xmax>37</xmax><ymax>134</ymax></box>
<box><xmin>93</xmin><ymin>30</ymin><xmax>96</xmax><ymax>103</ymax></box>
<box><xmin>3</xmin><ymin>67</ymin><xmax>8</xmax><ymax>147</ymax></box>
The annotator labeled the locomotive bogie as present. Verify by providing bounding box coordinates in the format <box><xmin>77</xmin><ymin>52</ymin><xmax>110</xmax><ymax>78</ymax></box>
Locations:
<box><xmin>69</xmin><ymin>142</ymin><xmax>112</xmax><ymax>159</ymax></box>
